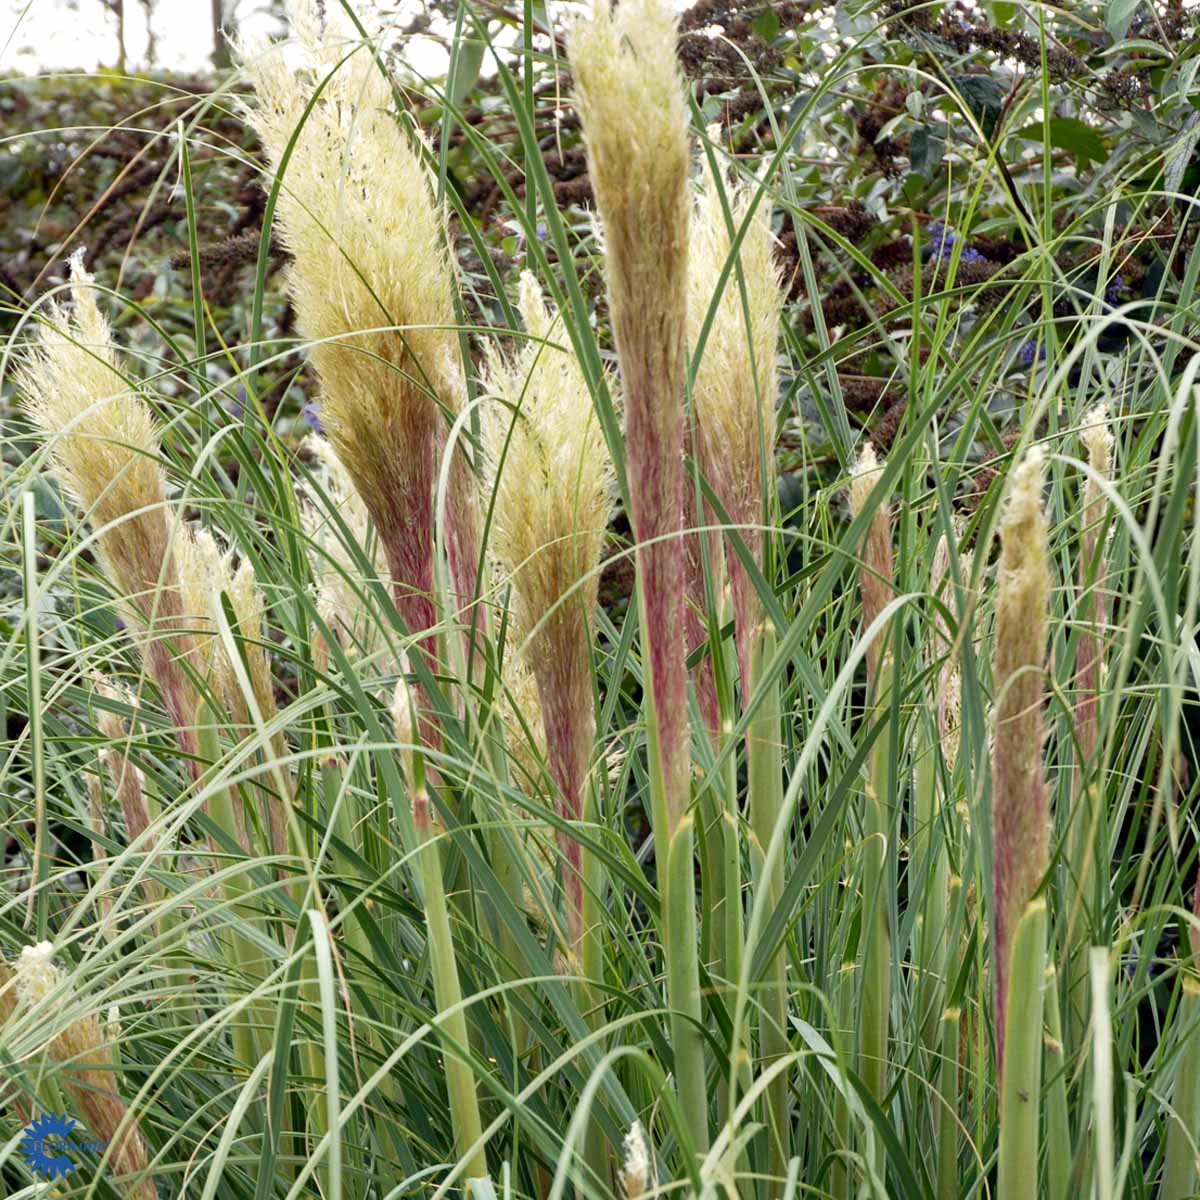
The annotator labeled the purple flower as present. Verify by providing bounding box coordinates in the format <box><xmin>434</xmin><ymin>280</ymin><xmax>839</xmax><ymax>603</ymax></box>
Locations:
<box><xmin>928</xmin><ymin>219</ymin><xmax>984</xmax><ymax>263</ymax></box>
<box><xmin>536</xmin><ymin>222</ymin><xmax>547</xmax><ymax>242</ymax></box>
<box><xmin>928</xmin><ymin>219</ymin><xmax>955</xmax><ymax>258</ymax></box>
<box><xmin>1104</xmin><ymin>276</ymin><xmax>1126</xmax><ymax>307</ymax></box>
<box><xmin>1019</xmin><ymin>340</ymin><xmax>1046</xmax><ymax>367</ymax></box>
<box><xmin>301</xmin><ymin>401</ymin><xmax>325</xmax><ymax>434</ymax></box>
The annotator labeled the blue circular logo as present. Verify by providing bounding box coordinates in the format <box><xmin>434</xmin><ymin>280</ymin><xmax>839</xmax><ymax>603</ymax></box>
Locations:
<box><xmin>19</xmin><ymin>1112</ymin><xmax>79</xmax><ymax>1180</ymax></box>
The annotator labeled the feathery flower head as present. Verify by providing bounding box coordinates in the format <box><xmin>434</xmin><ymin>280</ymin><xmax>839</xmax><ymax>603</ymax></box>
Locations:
<box><xmin>849</xmin><ymin>441</ymin><xmax>883</xmax><ymax>520</ymax></box>
<box><xmin>14</xmin><ymin>942</ymin><xmax>104</xmax><ymax>1059</ymax></box>
<box><xmin>241</xmin><ymin>2</ymin><xmax>461</xmax><ymax>641</ymax></box>
<box><xmin>178</xmin><ymin>528</ymin><xmax>239</xmax><ymax>698</ymax></box>
<box><xmin>11</xmin><ymin>942</ymin><xmax>154</xmax><ymax>1198</ymax></box>
<box><xmin>688</xmin><ymin>135</ymin><xmax>781</xmax><ymax>525</ymax></box>
<box><xmin>18</xmin><ymin>256</ymin><xmax>203</xmax><ymax>757</ymax></box>
<box><xmin>688</xmin><ymin>129</ymin><xmax>783</xmax><ymax>685</ymax></box>
<box><xmin>391</xmin><ymin>669</ymin><xmax>419</xmax><ymax>788</ymax></box>
<box><xmin>239</xmin><ymin>3</ymin><xmax>460</xmax><ymax>411</ymax></box>
<box><xmin>18</xmin><ymin>252</ymin><xmax>167</xmax><ymax>541</ymax></box>
<box><xmin>1081</xmin><ymin>403</ymin><xmax>1113</xmax><ymax>479</ymax></box>
<box><xmin>620</xmin><ymin>1119</ymin><xmax>653</xmax><ymax>1200</ymax></box>
<box><xmin>90</xmin><ymin>672</ymin><xmax>138</xmax><ymax>742</ymax></box>
<box><xmin>991</xmin><ymin>446</ymin><xmax>1050</xmax><ymax>1063</ymax></box>
<box><xmin>569</xmin><ymin>0</ymin><xmax>690</xmax><ymax>291</ymax></box>
<box><xmin>483</xmin><ymin>271</ymin><xmax>613</xmax><ymax>647</ymax></box>
<box><xmin>849</xmin><ymin>442</ymin><xmax>895</xmax><ymax>683</ymax></box>
<box><xmin>568</xmin><ymin>0</ymin><xmax>690</xmax><ymax>526</ymax></box>
<box><xmin>15</xmin><ymin>942</ymin><xmax>62</xmax><ymax>1010</ymax></box>
<box><xmin>484</xmin><ymin>273</ymin><xmax>613</xmax><ymax>942</ymax></box>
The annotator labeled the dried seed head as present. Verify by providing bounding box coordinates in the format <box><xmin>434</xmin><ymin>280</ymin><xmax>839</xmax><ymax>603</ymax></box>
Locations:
<box><xmin>620</xmin><ymin>1119</ymin><xmax>653</xmax><ymax>1200</ymax></box>
<box><xmin>991</xmin><ymin>446</ymin><xmax>1050</xmax><ymax>1065</ymax></box>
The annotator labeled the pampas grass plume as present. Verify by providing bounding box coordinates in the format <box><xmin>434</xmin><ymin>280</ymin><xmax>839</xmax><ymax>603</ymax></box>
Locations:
<box><xmin>568</xmin><ymin>0</ymin><xmax>691</xmax><ymax>823</ymax></box>
<box><xmin>14</xmin><ymin>943</ymin><xmax>155</xmax><ymax>1199</ymax></box>
<box><xmin>484</xmin><ymin>271</ymin><xmax>613</xmax><ymax>946</ymax></box>
<box><xmin>241</xmin><ymin>1</ymin><xmax>469</xmax><ymax>650</ymax></box>
<box><xmin>18</xmin><ymin>254</ymin><xmax>199</xmax><ymax>756</ymax></box>
<box><xmin>688</xmin><ymin>133</ymin><xmax>783</xmax><ymax>685</ymax></box>
<box><xmin>991</xmin><ymin>446</ymin><xmax>1050</xmax><ymax>1064</ymax></box>
<box><xmin>849</xmin><ymin>442</ymin><xmax>895</xmax><ymax>683</ymax></box>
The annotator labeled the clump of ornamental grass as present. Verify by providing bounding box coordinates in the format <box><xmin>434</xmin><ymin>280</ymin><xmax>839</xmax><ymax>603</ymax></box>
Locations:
<box><xmin>483</xmin><ymin>271</ymin><xmax>613</xmax><ymax>962</ymax></box>
<box><xmin>569</xmin><ymin>0</ymin><xmax>708</xmax><ymax>1153</ymax></box>
<box><xmin>16</xmin><ymin>253</ymin><xmax>200</xmax><ymax>764</ymax></box>
<box><xmin>12</xmin><ymin>943</ymin><xmax>156</xmax><ymax>1200</ymax></box>
<box><xmin>991</xmin><ymin>446</ymin><xmax>1051</xmax><ymax>1200</ymax></box>
<box><xmin>240</xmin><ymin>0</ymin><xmax>481</xmax><ymax>671</ymax></box>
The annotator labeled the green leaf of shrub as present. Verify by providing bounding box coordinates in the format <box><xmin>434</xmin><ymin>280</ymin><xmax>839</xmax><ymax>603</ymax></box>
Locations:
<box><xmin>1106</xmin><ymin>0</ymin><xmax>1142</xmax><ymax>40</ymax></box>
<box><xmin>1013</xmin><ymin>117</ymin><xmax>1110</xmax><ymax>169</ymax></box>
<box><xmin>753</xmin><ymin>7</ymin><xmax>781</xmax><ymax>41</ymax></box>
<box><xmin>909</xmin><ymin>125</ymin><xmax>945</xmax><ymax>179</ymax></box>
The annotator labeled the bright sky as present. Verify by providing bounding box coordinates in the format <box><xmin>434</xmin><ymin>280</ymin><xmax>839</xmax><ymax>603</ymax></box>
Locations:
<box><xmin>0</xmin><ymin>0</ymin><xmax>454</xmax><ymax>76</ymax></box>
